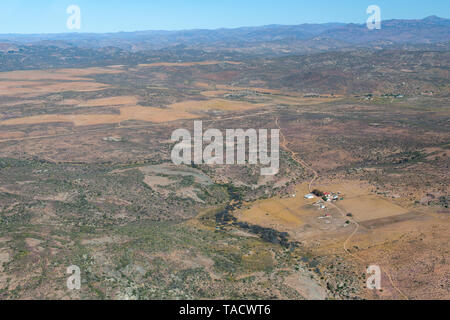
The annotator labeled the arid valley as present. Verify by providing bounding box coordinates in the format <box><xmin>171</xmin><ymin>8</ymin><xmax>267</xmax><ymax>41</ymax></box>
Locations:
<box><xmin>0</xmin><ymin>15</ymin><xmax>449</xmax><ymax>300</ymax></box>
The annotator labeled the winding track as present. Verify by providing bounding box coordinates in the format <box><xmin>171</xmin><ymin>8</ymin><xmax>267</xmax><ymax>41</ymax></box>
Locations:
<box><xmin>275</xmin><ymin>116</ymin><xmax>409</xmax><ymax>300</ymax></box>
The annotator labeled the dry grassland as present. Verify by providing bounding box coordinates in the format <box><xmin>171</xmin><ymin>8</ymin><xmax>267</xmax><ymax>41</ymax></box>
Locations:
<box><xmin>168</xmin><ymin>99</ymin><xmax>264</xmax><ymax>112</ymax></box>
<box><xmin>0</xmin><ymin>105</ymin><xmax>197</xmax><ymax>126</ymax></box>
<box><xmin>0</xmin><ymin>81</ymin><xmax>109</xmax><ymax>97</ymax></box>
<box><xmin>0</xmin><ymin>97</ymin><xmax>264</xmax><ymax>126</ymax></box>
<box><xmin>237</xmin><ymin>184</ymin><xmax>317</xmax><ymax>230</ymax></box>
<box><xmin>137</xmin><ymin>61</ymin><xmax>241</xmax><ymax>68</ymax></box>
<box><xmin>0</xmin><ymin>67</ymin><xmax>123</xmax><ymax>81</ymax></box>
<box><xmin>315</xmin><ymin>181</ymin><xmax>409</xmax><ymax>222</ymax></box>
<box><xmin>78</xmin><ymin>96</ymin><xmax>139</xmax><ymax>107</ymax></box>
<box><xmin>0</xmin><ymin>67</ymin><xmax>123</xmax><ymax>97</ymax></box>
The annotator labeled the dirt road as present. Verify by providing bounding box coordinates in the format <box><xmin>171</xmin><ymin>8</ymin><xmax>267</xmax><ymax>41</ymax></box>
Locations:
<box><xmin>275</xmin><ymin>116</ymin><xmax>409</xmax><ymax>300</ymax></box>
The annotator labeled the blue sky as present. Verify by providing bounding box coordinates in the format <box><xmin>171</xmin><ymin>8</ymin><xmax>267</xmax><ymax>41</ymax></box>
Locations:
<box><xmin>0</xmin><ymin>0</ymin><xmax>449</xmax><ymax>34</ymax></box>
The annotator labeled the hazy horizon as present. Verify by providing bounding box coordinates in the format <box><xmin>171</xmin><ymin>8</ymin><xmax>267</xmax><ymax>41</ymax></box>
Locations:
<box><xmin>0</xmin><ymin>0</ymin><xmax>449</xmax><ymax>34</ymax></box>
<box><xmin>0</xmin><ymin>15</ymin><xmax>448</xmax><ymax>37</ymax></box>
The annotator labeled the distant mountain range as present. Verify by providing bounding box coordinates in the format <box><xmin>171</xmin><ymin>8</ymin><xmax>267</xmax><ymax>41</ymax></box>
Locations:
<box><xmin>0</xmin><ymin>16</ymin><xmax>449</xmax><ymax>72</ymax></box>
<box><xmin>0</xmin><ymin>16</ymin><xmax>449</xmax><ymax>54</ymax></box>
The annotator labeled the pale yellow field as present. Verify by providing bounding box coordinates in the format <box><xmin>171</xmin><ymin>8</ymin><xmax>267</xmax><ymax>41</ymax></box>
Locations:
<box><xmin>237</xmin><ymin>184</ymin><xmax>316</xmax><ymax>229</ymax></box>
<box><xmin>138</xmin><ymin>61</ymin><xmax>241</xmax><ymax>68</ymax></box>
<box><xmin>78</xmin><ymin>96</ymin><xmax>139</xmax><ymax>107</ymax></box>
<box><xmin>270</xmin><ymin>95</ymin><xmax>340</xmax><ymax>105</ymax></box>
<box><xmin>196</xmin><ymin>82</ymin><xmax>341</xmax><ymax>105</ymax></box>
<box><xmin>237</xmin><ymin>180</ymin><xmax>410</xmax><ymax>230</ymax></box>
<box><xmin>56</xmin><ymin>96</ymin><xmax>139</xmax><ymax>107</ymax></box>
<box><xmin>169</xmin><ymin>99</ymin><xmax>264</xmax><ymax>112</ymax></box>
<box><xmin>0</xmin><ymin>67</ymin><xmax>124</xmax><ymax>98</ymax></box>
<box><xmin>0</xmin><ymin>105</ymin><xmax>197</xmax><ymax>126</ymax></box>
<box><xmin>0</xmin><ymin>131</ymin><xmax>25</xmax><ymax>139</ymax></box>
<box><xmin>0</xmin><ymin>67</ymin><xmax>123</xmax><ymax>81</ymax></box>
<box><xmin>0</xmin><ymin>99</ymin><xmax>45</xmax><ymax>107</ymax></box>
<box><xmin>240</xmin><ymin>203</ymin><xmax>303</xmax><ymax>228</ymax></box>
<box><xmin>314</xmin><ymin>181</ymin><xmax>409</xmax><ymax>222</ymax></box>
<box><xmin>0</xmin><ymin>81</ymin><xmax>109</xmax><ymax>97</ymax></box>
<box><xmin>337</xmin><ymin>195</ymin><xmax>409</xmax><ymax>222</ymax></box>
<box><xmin>214</xmin><ymin>84</ymin><xmax>285</xmax><ymax>95</ymax></box>
<box><xmin>1</xmin><ymin>96</ymin><xmax>265</xmax><ymax>126</ymax></box>
<box><xmin>200</xmin><ymin>90</ymin><xmax>229</xmax><ymax>97</ymax></box>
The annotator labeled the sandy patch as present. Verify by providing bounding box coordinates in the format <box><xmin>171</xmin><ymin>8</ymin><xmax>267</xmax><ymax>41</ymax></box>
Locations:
<box><xmin>237</xmin><ymin>184</ymin><xmax>316</xmax><ymax>229</ymax></box>
<box><xmin>0</xmin><ymin>81</ymin><xmax>109</xmax><ymax>97</ymax></box>
<box><xmin>138</xmin><ymin>61</ymin><xmax>241</xmax><ymax>68</ymax></box>
<box><xmin>0</xmin><ymin>67</ymin><xmax>123</xmax><ymax>81</ymax></box>
<box><xmin>284</xmin><ymin>271</ymin><xmax>328</xmax><ymax>300</ymax></box>
<box><xmin>25</xmin><ymin>238</ymin><xmax>43</xmax><ymax>247</ymax></box>
<box><xmin>338</xmin><ymin>195</ymin><xmax>409</xmax><ymax>222</ymax></box>
<box><xmin>0</xmin><ymin>251</ymin><xmax>9</xmax><ymax>264</ymax></box>
<box><xmin>315</xmin><ymin>181</ymin><xmax>409</xmax><ymax>222</ymax></box>
<box><xmin>142</xmin><ymin>175</ymin><xmax>173</xmax><ymax>188</ymax></box>
<box><xmin>57</xmin><ymin>99</ymin><xmax>82</xmax><ymax>105</ymax></box>
<box><xmin>152</xmin><ymin>250</ymin><xmax>216</xmax><ymax>272</ymax></box>
<box><xmin>81</xmin><ymin>236</ymin><xmax>120</xmax><ymax>245</ymax></box>
<box><xmin>0</xmin><ymin>99</ymin><xmax>45</xmax><ymax>107</ymax></box>
<box><xmin>56</xmin><ymin>96</ymin><xmax>152</xmax><ymax>108</ymax></box>
<box><xmin>0</xmin><ymin>66</ymin><xmax>123</xmax><ymax>98</ymax></box>
<box><xmin>78</xmin><ymin>96</ymin><xmax>139</xmax><ymax>107</ymax></box>
<box><xmin>179</xmin><ymin>188</ymin><xmax>205</xmax><ymax>203</ymax></box>
<box><xmin>236</xmin><ymin>181</ymin><xmax>407</xmax><ymax>234</ymax></box>
<box><xmin>0</xmin><ymin>105</ymin><xmax>197</xmax><ymax>126</ymax></box>
<box><xmin>0</xmin><ymin>131</ymin><xmax>25</xmax><ymax>139</ymax></box>
<box><xmin>35</xmin><ymin>192</ymin><xmax>71</xmax><ymax>202</ymax></box>
<box><xmin>0</xmin><ymin>237</ymin><xmax>11</xmax><ymax>244</ymax></box>
<box><xmin>196</xmin><ymin>83</ymin><xmax>341</xmax><ymax>102</ymax></box>
<box><xmin>169</xmin><ymin>99</ymin><xmax>264</xmax><ymax>112</ymax></box>
<box><xmin>200</xmin><ymin>90</ymin><xmax>229</xmax><ymax>97</ymax></box>
<box><xmin>138</xmin><ymin>164</ymin><xmax>212</xmax><ymax>185</ymax></box>
<box><xmin>0</xmin><ymin>91</ymin><xmax>264</xmax><ymax>126</ymax></box>
<box><xmin>215</xmin><ymin>85</ymin><xmax>286</xmax><ymax>95</ymax></box>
